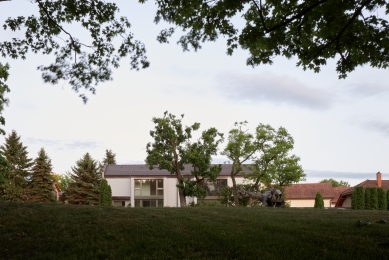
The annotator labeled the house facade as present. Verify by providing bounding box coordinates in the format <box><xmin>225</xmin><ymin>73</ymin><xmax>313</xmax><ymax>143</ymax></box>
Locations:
<box><xmin>283</xmin><ymin>183</ymin><xmax>349</xmax><ymax>208</ymax></box>
<box><xmin>335</xmin><ymin>172</ymin><xmax>389</xmax><ymax>208</ymax></box>
<box><xmin>103</xmin><ymin>164</ymin><xmax>249</xmax><ymax>207</ymax></box>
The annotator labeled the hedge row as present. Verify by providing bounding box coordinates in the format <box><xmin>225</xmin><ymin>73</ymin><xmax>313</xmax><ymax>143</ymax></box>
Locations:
<box><xmin>351</xmin><ymin>187</ymin><xmax>387</xmax><ymax>210</ymax></box>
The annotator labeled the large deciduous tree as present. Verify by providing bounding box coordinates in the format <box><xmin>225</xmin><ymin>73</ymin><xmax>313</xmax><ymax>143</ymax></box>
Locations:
<box><xmin>222</xmin><ymin>122</ymin><xmax>304</xmax><ymax>206</ymax></box>
<box><xmin>221</xmin><ymin>121</ymin><xmax>257</xmax><ymax>206</ymax></box>
<box><xmin>29</xmin><ymin>148</ymin><xmax>55</xmax><ymax>202</ymax></box>
<box><xmin>148</xmin><ymin>0</ymin><xmax>389</xmax><ymax>79</ymax></box>
<box><xmin>146</xmin><ymin>111</ymin><xmax>223</xmax><ymax>207</ymax></box>
<box><xmin>0</xmin><ymin>130</ymin><xmax>33</xmax><ymax>201</ymax></box>
<box><xmin>66</xmin><ymin>153</ymin><xmax>101</xmax><ymax>205</ymax></box>
<box><xmin>1</xmin><ymin>0</ymin><xmax>149</xmax><ymax>102</ymax></box>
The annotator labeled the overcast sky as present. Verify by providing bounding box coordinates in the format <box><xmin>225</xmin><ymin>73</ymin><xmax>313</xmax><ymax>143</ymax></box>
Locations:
<box><xmin>1</xmin><ymin>1</ymin><xmax>388</xmax><ymax>186</ymax></box>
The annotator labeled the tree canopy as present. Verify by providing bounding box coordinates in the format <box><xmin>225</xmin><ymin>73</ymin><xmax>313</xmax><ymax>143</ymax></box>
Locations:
<box><xmin>320</xmin><ymin>178</ymin><xmax>350</xmax><ymax>187</ymax></box>
<box><xmin>2</xmin><ymin>1</ymin><xmax>388</xmax><ymax>103</ymax></box>
<box><xmin>0</xmin><ymin>62</ymin><xmax>10</xmax><ymax>135</ymax></box>
<box><xmin>148</xmin><ymin>0</ymin><xmax>389</xmax><ymax>78</ymax></box>
<box><xmin>146</xmin><ymin>111</ymin><xmax>223</xmax><ymax>206</ymax></box>
<box><xmin>1</xmin><ymin>0</ymin><xmax>149</xmax><ymax>102</ymax></box>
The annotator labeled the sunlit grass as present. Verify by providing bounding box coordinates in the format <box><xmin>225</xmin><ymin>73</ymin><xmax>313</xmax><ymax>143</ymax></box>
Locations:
<box><xmin>1</xmin><ymin>202</ymin><xmax>389</xmax><ymax>259</ymax></box>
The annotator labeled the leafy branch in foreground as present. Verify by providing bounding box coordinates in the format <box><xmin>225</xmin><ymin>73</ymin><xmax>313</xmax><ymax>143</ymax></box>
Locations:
<box><xmin>1</xmin><ymin>0</ymin><xmax>149</xmax><ymax>102</ymax></box>
<box><xmin>148</xmin><ymin>0</ymin><xmax>389</xmax><ymax>78</ymax></box>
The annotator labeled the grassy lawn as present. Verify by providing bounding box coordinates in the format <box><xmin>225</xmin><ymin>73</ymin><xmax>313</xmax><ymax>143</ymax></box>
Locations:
<box><xmin>1</xmin><ymin>202</ymin><xmax>389</xmax><ymax>259</ymax></box>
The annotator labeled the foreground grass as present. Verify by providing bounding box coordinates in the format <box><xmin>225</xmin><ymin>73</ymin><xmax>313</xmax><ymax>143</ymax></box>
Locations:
<box><xmin>1</xmin><ymin>203</ymin><xmax>389</xmax><ymax>259</ymax></box>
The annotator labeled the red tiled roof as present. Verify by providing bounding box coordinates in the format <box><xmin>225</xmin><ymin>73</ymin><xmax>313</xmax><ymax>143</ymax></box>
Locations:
<box><xmin>284</xmin><ymin>183</ymin><xmax>347</xmax><ymax>200</ymax></box>
<box><xmin>104</xmin><ymin>164</ymin><xmax>251</xmax><ymax>177</ymax></box>
<box><xmin>338</xmin><ymin>179</ymin><xmax>389</xmax><ymax>197</ymax></box>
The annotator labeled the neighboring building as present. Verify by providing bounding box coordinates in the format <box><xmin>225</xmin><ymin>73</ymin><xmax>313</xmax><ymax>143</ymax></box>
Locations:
<box><xmin>335</xmin><ymin>172</ymin><xmax>389</xmax><ymax>208</ymax></box>
<box><xmin>103</xmin><ymin>164</ymin><xmax>249</xmax><ymax>207</ymax></box>
<box><xmin>283</xmin><ymin>183</ymin><xmax>349</xmax><ymax>208</ymax></box>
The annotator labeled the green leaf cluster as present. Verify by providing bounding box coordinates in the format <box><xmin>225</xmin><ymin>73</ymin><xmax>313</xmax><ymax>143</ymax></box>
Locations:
<box><xmin>320</xmin><ymin>178</ymin><xmax>350</xmax><ymax>187</ymax></box>
<box><xmin>365</xmin><ymin>187</ymin><xmax>372</xmax><ymax>210</ymax></box>
<box><xmin>0</xmin><ymin>62</ymin><xmax>10</xmax><ymax>135</ymax></box>
<box><xmin>314</xmin><ymin>192</ymin><xmax>324</xmax><ymax>209</ymax></box>
<box><xmin>370</xmin><ymin>187</ymin><xmax>378</xmax><ymax>210</ymax></box>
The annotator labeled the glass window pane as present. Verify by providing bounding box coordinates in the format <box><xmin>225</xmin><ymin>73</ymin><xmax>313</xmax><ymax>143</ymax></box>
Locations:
<box><xmin>135</xmin><ymin>180</ymin><xmax>140</xmax><ymax>188</ymax></box>
<box><xmin>150</xmin><ymin>200</ymin><xmax>156</xmax><ymax>207</ymax></box>
<box><xmin>158</xmin><ymin>200</ymin><xmax>163</xmax><ymax>207</ymax></box>
<box><xmin>143</xmin><ymin>200</ymin><xmax>150</xmax><ymax>207</ymax></box>
<box><xmin>157</xmin><ymin>189</ymin><xmax>163</xmax><ymax>196</ymax></box>
<box><xmin>135</xmin><ymin>200</ymin><xmax>140</xmax><ymax>207</ymax></box>
<box><xmin>142</xmin><ymin>180</ymin><xmax>151</xmax><ymax>196</ymax></box>
<box><xmin>150</xmin><ymin>180</ymin><xmax>156</xmax><ymax>195</ymax></box>
<box><xmin>158</xmin><ymin>179</ymin><xmax>163</xmax><ymax>188</ymax></box>
<box><xmin>135</xmin><ymin>189</ymin><xmax>140</xmax><ymax>196</ymax></box>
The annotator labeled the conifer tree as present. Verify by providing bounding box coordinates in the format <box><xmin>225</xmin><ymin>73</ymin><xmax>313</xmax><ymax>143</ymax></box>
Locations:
<box><xmin>0</xmin><ymin>130</ymin><xmax>33</xmax><ymax>201</ymax></box>
<box><xmin>314</xmin><ymin>192</ymin><xmax>324</xmax><ymax>209</ymax></box>
<box><xmin>351</xmin><ymin>187</ymin><xmax>365</xmax><ymax>210</ymax></box>
<box><xmin>377</xmin><ymin>188</ymin><xmax>387</xmax><ymax>210</ymax></box>
<box><xmin>66</xmin><ymin>153</ymin><xmax>100</xmax><ymax>205</ymax></box>
<box><xmin>370</xmin><ymin>188</ymin><xmax>379</xmax><ymax>210</ymax></box>
<box><xmin>102</xmin><ymin>149</ymin><xmax>116</xmax><ymax>165</ymax></box>
<box><xmin>29</xmin><ymin>148</ymin><xmax>55</xmax><ymax>202</ymax></box>
<box><xmin>99</xmin><ymin>178</ymin><xmax>112</xmax><ymax>206</ymax></box>
<box><xmin>364</xmin><ymin>187</ymin><xmax>372</xmax><ymax>210</ymax></box>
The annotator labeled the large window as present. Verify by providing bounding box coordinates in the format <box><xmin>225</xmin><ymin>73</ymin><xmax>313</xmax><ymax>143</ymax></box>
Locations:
<box><xmin>134</xmin><ymin>179</ymin><xmax>163</xmax><ymax>207</ymax></box>
<box><xmin>204</xmin><ymin>179</ymin><xmax>227</xmax><ymax>196</ymax></box>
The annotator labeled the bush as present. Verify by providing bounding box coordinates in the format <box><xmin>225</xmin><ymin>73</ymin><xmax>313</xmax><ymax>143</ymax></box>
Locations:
<box><xmin>314</xmin><ymin>192</ymin><xmax>324</xmax><ymax>209</ymax></box>
<box><xmin>370</xmin><ymin>188</ymin><xmax>378</xmax><ymax>210</ymax></box>
<box><xmin>364</xmin><ymin>187</ymin><xmax>372</xmax><ymax>210</ymax></box>
<box><xmin>377</xmin><ymin>188</ymin><xmax>387</xmax><ymax>210</ymax></box>
<box><xmin>351</xmin><ymin>187</ymin><xmax>364</xmax><ymax>210</ymax></box>
<box><xmin>387</xmin><ymin>189</ymin><xmax>389</xmax><ymax>211</ymax></box>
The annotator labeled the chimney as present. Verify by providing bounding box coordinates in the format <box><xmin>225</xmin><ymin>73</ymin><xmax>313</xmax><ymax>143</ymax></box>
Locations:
<box><xmin>377</xmin><ymin>172</ymin><xmax>382</xmax><ymax>188</ymax></box>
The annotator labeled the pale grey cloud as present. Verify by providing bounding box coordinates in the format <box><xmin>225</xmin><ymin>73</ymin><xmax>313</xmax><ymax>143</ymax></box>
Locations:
<box><xmin>348</xmin><ymin>82</ymin><xmax>389</xmax><ymax>97</ymax></box>
<box><xmin>26</xmin><ymin>138</ymin><xmax>101</xmax><ymax>151</ymax></box>
<box><xmin>359</xmin><ymin>120</ymin><xmax>389</xmax><ymax>137</ymax></box>
<box><xmin>217</xmin><ymin>72</ymin><xmax>334</xmax><ymax>109</ymax></box>
<box><xmin>304</xmin><ymin>169</ymin><xmax>375</xmax><ymax>181</ymax></box>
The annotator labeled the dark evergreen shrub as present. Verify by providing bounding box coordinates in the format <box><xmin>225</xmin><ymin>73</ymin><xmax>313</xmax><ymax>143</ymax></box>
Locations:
<box><xmin>314</xmin><ymin>192</ymin><xmax>324</xmax><ymax>209</ymax></box>
<box><xmin>370</xmin><ymin>187</ymin><xmax>378</xmax><ymax>210</ymax></box>
<box><xmin>365</xmin><ymin>187</ymin><xmax>372</xmax><ymax>210</ymax></box>
<box><xmin>377</xmin><ymin>188</ymin><xmax>387</xmax><ymax>210</ymax></box>
<box><xmin>351</xmin><ymin>187</ymin><xmax>364</xmax><ymax>210</ymax></box>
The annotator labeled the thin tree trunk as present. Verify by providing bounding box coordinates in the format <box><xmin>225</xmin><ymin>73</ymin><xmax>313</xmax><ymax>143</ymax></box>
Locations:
<box><xmin>231</xmin><ymin>169</ymin><xmax>239</xmax><ymax>206</ymax></box>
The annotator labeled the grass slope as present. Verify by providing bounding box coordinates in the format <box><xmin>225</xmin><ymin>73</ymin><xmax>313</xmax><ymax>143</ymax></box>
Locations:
<box><xmin>1</xmin><ymin>202</ymin><xmax>389</xmax><ymax>259</ymax></box>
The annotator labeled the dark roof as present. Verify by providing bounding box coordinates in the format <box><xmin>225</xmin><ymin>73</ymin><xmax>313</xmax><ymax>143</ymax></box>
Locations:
<box><xmin>338</xmin><ymin>179</ymin><xmax>389</xmax><ymax>196</ymax></box>
<box><xmin>284</xmin><ymin>183</ymin><xmax>346</xmax><ymax>199</ymax></box>
<box><xmin>104</xmin><ymin>164</ymin><xmax>250</xmax><ymax>177</ymax></box>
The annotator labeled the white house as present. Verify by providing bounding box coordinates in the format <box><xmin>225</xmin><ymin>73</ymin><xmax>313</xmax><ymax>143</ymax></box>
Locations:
<box><xmin>103</xmin><ymin>164</ymin><xmax>249</xmax><ymax>207</ymax></box>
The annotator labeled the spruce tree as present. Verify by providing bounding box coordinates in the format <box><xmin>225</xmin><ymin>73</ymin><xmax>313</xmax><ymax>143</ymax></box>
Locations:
<box><xmin>314</xmin><ymin>192</ymin><xmax>324</xmax><ymax>209</ymax></box>
<box><xmin>0</xmin><ymin>130</ymin><xmax>33</xmax><ymax>201</ymax></box>
<box><xmin>351</xmin><ymin>187</ymin><xmax>365</xmax><ymax>210</ymax></box>
<box><xmin>102</xmin><ymin>149</ymin><xmax>116</xmax><ymax>165</ymax></box>
<box><xmin>377</xmin><ymin>188</ymin><xmax>387</xmax><ymax>210</ymax></box>
<box><xmin>29</xmin><ymin>148</ymin><xmax>55</xmax><ymax>202</ymax></box>
<box><xmin>66</xmin><ymin>153</ymin><xmax>100</xmax><ymax>205</ymax></box>
<box><xmin>99</xmin><ymin>178</ymin><xmax>112</xmax><ymax>206</ymax></box>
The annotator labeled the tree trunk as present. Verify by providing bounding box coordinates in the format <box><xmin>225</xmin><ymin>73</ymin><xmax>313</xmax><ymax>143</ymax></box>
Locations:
<box><xmin>178</xmin><ymin>187</ymin><xmax>186</xmax><ymax>207</ymax></box>
<box><xmin>231</xmin><ymin>170</ymin><xmax>239</xmax><ymax>206</ymax></box>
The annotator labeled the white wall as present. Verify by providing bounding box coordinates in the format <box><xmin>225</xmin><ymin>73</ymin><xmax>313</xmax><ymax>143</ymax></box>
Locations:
<box><xmin>106</xmin><ymin>178</ymin><xmax>131</xmax><ymax>197</ymax></box>
<box><xmin>287</xmin><ymin>199</ymin><xmax>332</xmax><ymax>208</ymax></box>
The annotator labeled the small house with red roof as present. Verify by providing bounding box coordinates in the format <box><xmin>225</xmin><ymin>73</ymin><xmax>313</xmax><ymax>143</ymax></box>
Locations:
<box><xmin>283</xmin><ymin>183</ymin><xmax>349</xmax><ymax>208</ymax></box>
<box><xmin>335</xmin><ymin>172</ymin><xmax>388</xmax><ymax>208</ymax></box>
